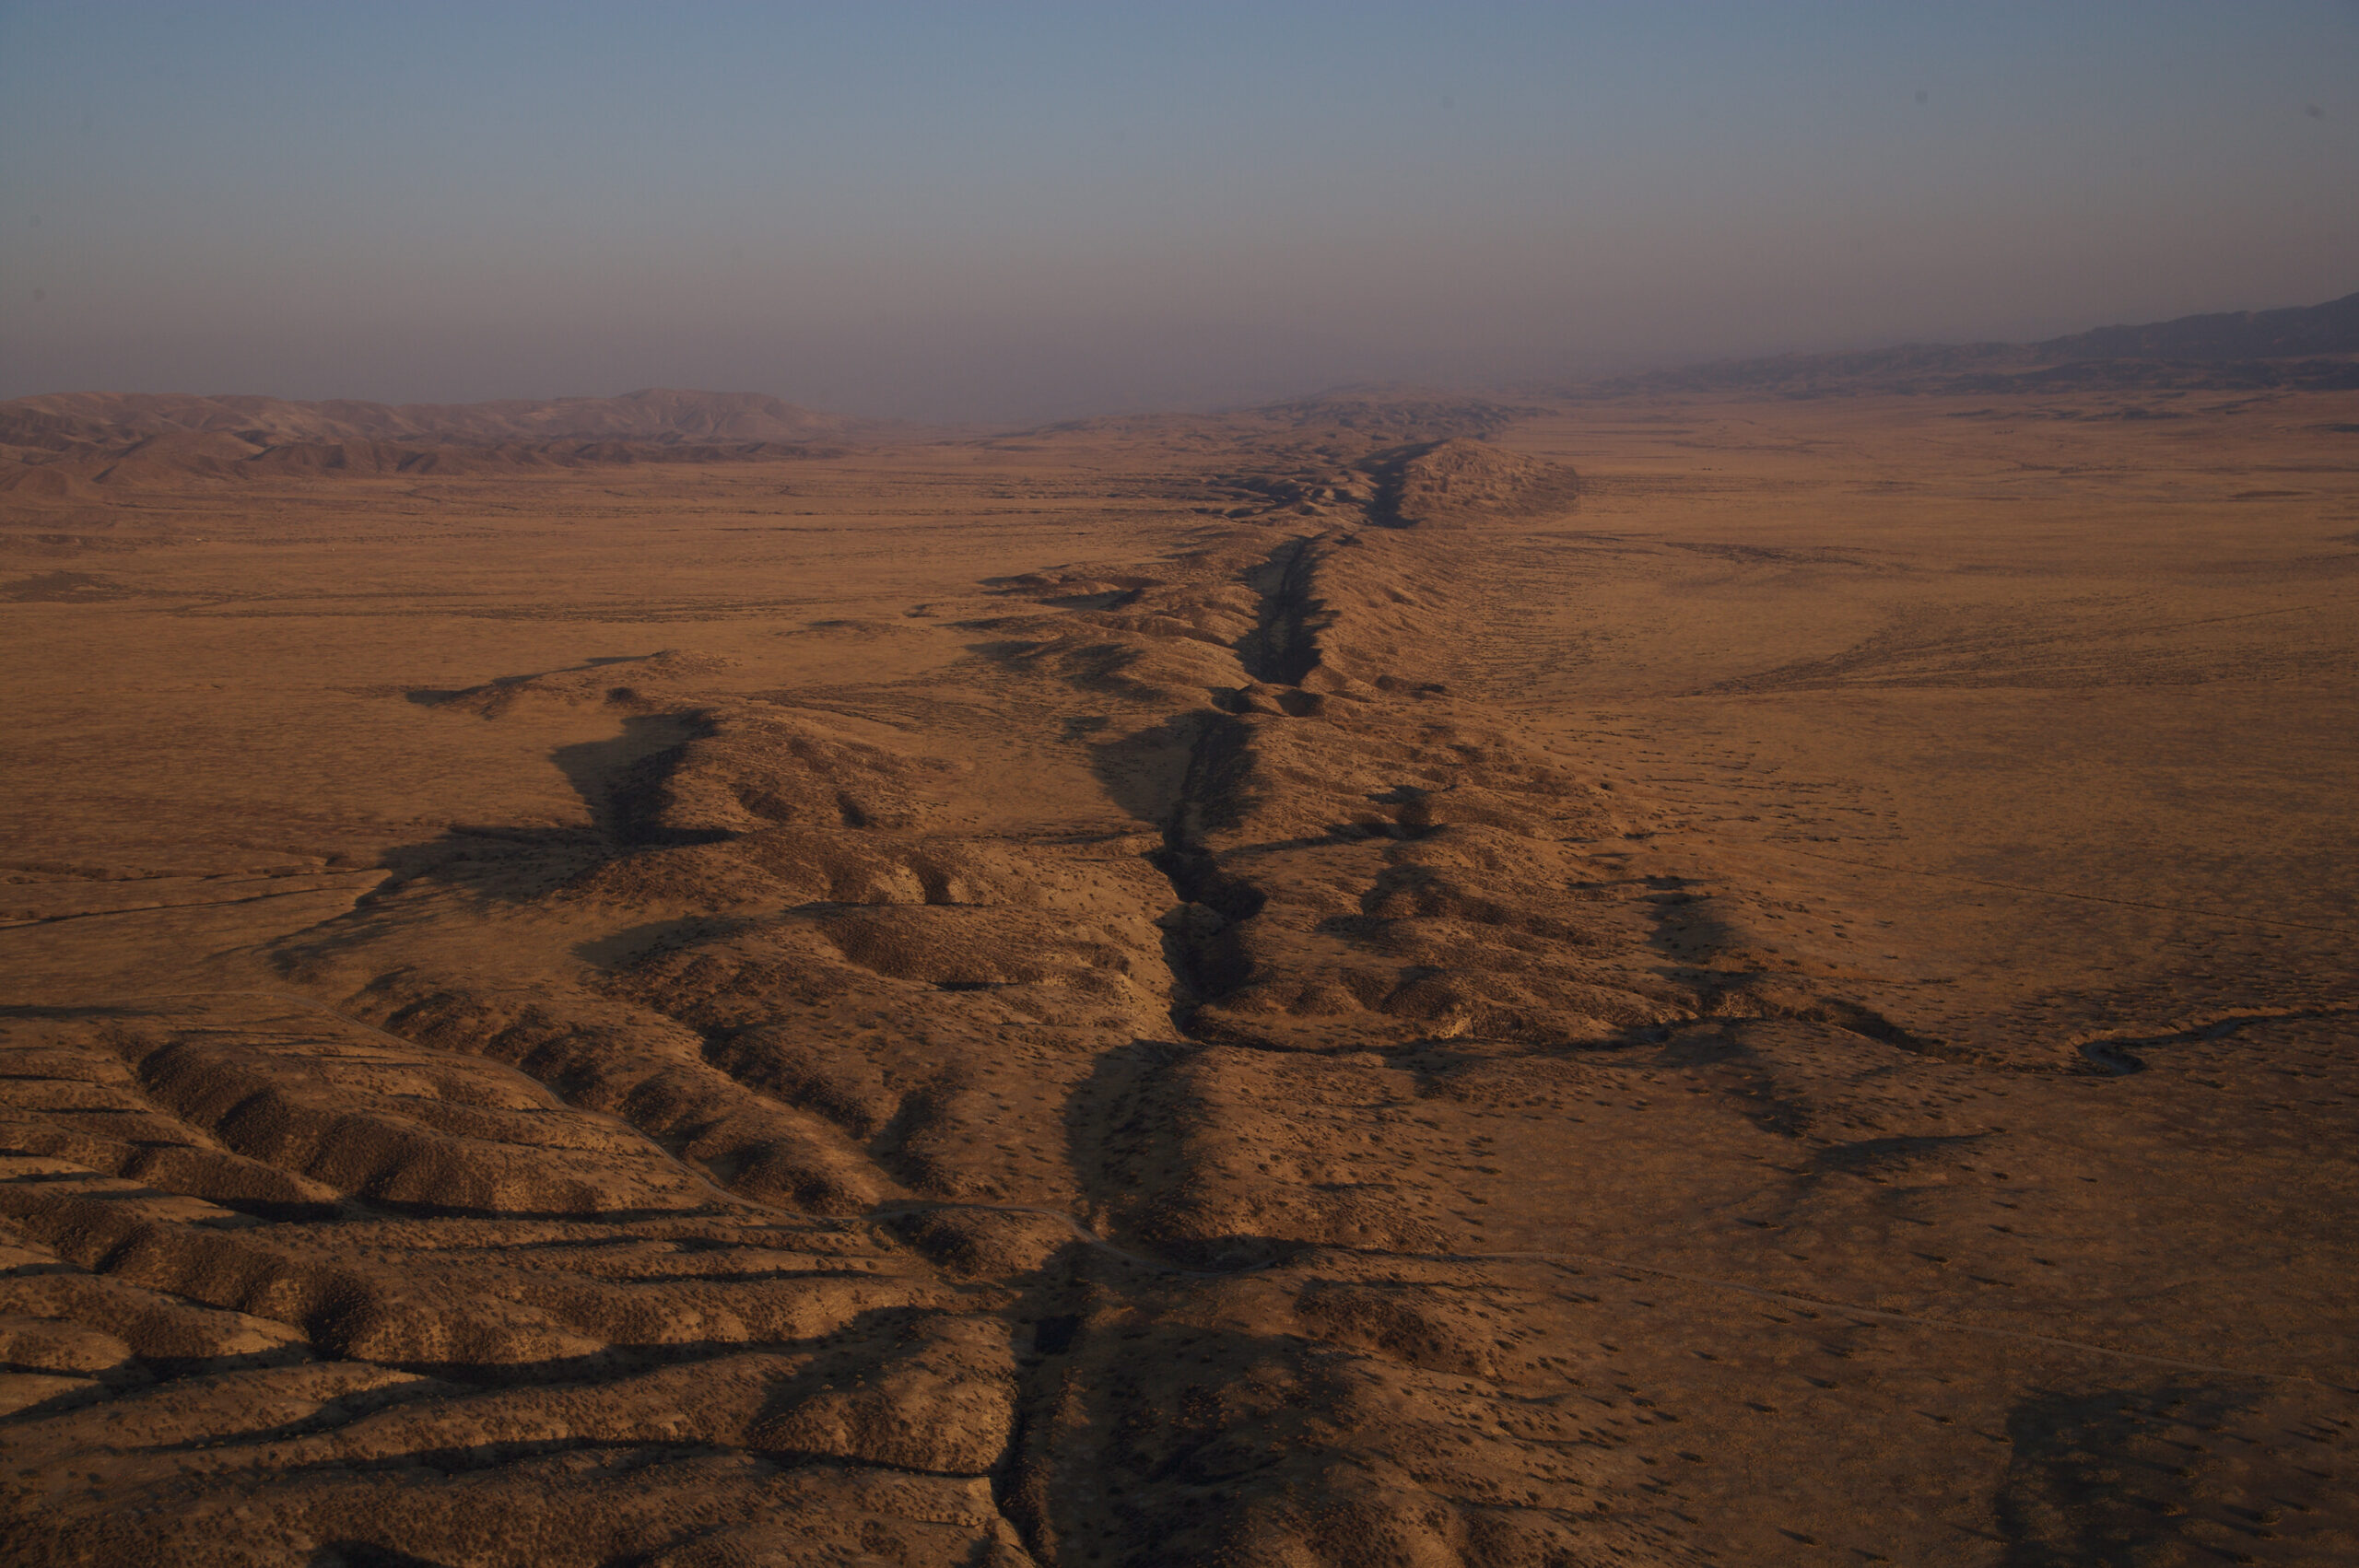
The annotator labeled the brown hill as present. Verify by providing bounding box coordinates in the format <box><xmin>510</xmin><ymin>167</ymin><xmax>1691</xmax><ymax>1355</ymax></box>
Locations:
<box><xmin>89</xmin><ymin>429</ymin><xmax>277</xmax><ymax>484</ymax></box>
<box><xmin>0</xmin><ymin>463</ymin><xmax>104</xmax><ymax>503</ymax></box>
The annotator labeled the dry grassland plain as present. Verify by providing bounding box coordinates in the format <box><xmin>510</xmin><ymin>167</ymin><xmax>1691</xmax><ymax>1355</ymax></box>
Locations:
<box><xmin>1</xmin><ymin>387</ymin><xmax>2354</xmax><ymax>1565</ymax></box>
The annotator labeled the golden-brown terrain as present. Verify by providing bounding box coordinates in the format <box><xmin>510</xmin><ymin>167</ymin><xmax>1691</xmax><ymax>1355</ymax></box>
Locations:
<box><xmin>2</xmin><ymin>384</ymin><xmax>2354</xmax><ymax>1565</ymax></box>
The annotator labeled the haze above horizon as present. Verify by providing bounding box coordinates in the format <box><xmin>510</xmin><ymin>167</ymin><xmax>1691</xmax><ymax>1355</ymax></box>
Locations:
<box><xmin>4</xmin><ymin>2</ymin><xmax>2355</xmax><ymax>423</ymax></box>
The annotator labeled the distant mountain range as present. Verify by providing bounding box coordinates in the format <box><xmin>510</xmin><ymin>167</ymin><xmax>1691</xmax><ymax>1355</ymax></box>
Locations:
<box><xmin>0</xmin><ymin>387</ymin><xmax>886</xmax><ymax>499</ymax></box>
<box><xmin>2037</xmin><ymin>290</ymin><xmax>2359</xmax><ymax>361</ymax></box>
<box><xmin>6</xmin><ymin>289</ymin><xmax>2356</xmax><ymax>501</ymax></box>
<box><xmin>1571</xmin><ymin>289</ymin><xmax>2359</xmax><ymax>398</ymax></box>
<box><xmin>1</xmin><ymin>386</ymin><xmax>864</xmax><ymax>451</ymax></box>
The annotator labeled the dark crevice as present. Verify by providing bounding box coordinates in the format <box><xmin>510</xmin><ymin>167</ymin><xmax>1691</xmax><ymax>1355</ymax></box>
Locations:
<box><xmin>2074</xmin><ymin>1005</ymin><xmax>2359</xmax><ymax>1075</ymax></box>
<box><xmin>1236</xmin><ymin>533</ymin><xmax>1329</xmax><ymax>685</ymax></box>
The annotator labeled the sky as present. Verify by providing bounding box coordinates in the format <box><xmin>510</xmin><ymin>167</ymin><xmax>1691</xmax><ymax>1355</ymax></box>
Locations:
<box><xmin>2</xmin><ymin>2</ymin><xmax>2355</xmax><ymax>422</ymax></box>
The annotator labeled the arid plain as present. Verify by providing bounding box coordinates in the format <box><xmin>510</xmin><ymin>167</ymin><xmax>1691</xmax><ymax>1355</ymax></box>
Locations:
<box><xmin>1</xmin><ymin>382</ymin><xmax>2354</xmax><ymax>1565</ymax></box>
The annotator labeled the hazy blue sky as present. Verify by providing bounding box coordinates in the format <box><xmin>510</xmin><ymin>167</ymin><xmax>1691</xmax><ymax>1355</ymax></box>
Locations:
<box><xmin>3</xmin><ymin>2</ymin><xmax>2354</xmax><ymax>419</ymax></box>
